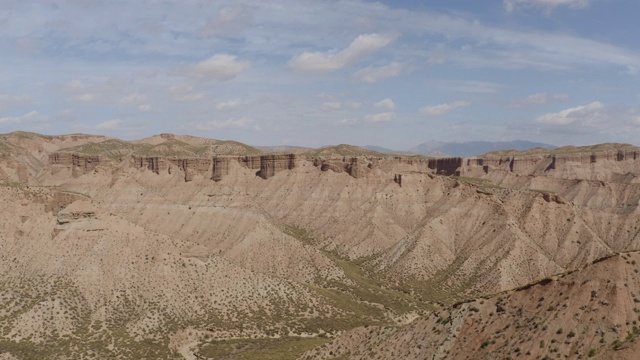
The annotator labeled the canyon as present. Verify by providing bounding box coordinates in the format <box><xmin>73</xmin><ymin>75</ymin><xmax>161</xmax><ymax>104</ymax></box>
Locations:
<box><xmin>2</xmin><ymin>131</ymin><xmax>640</xmax><ymax>359</ymax></box>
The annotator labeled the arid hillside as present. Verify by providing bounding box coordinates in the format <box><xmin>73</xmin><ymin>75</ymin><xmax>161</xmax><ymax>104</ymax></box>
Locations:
<box><xmin>299</xmin><ymin>251</ymin><xmax>640</xmax><ymax>360</ymax></box>
<box><xmin>2</xmin><ymin>133</ymin><xmax>640</xmax><ymax>359</ymax></box>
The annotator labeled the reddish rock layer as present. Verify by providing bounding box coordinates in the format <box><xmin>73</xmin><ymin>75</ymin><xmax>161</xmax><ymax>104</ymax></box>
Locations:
<box><xmin>238</xmin><ymin>156</ymin><xmax>261</xmax><ymax>170</ymax></box>
<box><xmin>212</xmin><ymin>157</ymin><xmax>231</xmax><ymax>182</ymax></box>
<box><xmin>257</xmin><ymin>154</ymin><xmax>296</xmax><ymax>180</ymax></box>
<box><xmin>170</xmin><ymin>158</ymin><xmax>212</xmax><ymax>182</ymax></box>
<box><xmin>49</xmin><ymin>153</ymin><xmax>101</xmax><ymax>177</ymax></box>
<box><xmin>133</xmin><ymin>157</ymin><xmax>169</xmax><ymax>174</ymax></box>
<box><xmin>428</xmin><ymin>157</ymin><xmax>462</xmax><ymax>176</ymax></box>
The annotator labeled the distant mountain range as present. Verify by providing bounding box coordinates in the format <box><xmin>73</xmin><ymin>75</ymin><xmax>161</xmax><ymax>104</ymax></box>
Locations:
<box><xmin>362</xmin><ymin>145</ymin><xmax>411</xmax><ymax>155</ymax></box>
<box><xmin>255</xmin><ymin>141</ymin><xmax>557</xmax><ymax>157</ymax></box>
<box><xmin>363</xmin><ymin>140</ymin><xmax>557</xmax><ymax>157</ymax></box>
<box><xmin>256</xmin><ymin>145</ymin><xmax>306</xmax><ymax>152</ymax></box>
<box><xmin>409</xmin><ymin>140</ymin><xmax>557</xmax><ymax>157</ymax></box>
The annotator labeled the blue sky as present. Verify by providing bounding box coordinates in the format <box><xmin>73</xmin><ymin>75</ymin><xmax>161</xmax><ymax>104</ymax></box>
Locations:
<box><xmin>1</xmin><ymin>0</ymin><xmax>640</xmax><ymax>149</ymax></box>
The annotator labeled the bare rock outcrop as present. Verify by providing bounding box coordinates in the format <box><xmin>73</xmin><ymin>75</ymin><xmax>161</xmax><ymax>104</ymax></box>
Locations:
<box><xmin>56</xmin><ymin>200</ymin><xmax>97</xmax><ymax>224</ymax></box>
<box><xmin>133</xmin><ymin>156</ymin><xmax>169</xmax><ymax>174</ymax></box>
<box><xmin>314</xmin><ymin>157</ymin><xmax>374</xmax><ymax>178</ymax></box>
<box><xmin>49</xmin><ymin>152</ymin><xmax>73</xmax><ymax>166</ymax></box>
<box><xmin>238</xmin><ymin>155</ymin><xmax>261</xmax><ymax>170</ymax></box>
<box><xmin>44</xmin><ymin>191</ymin><xmax>88</xmax><ymax>215</ymax></box>
<box><xmin>133</xmin><ymin>156</ymin><xmax>213</xmax><ymax>181</ymax></box>
<box><xmin>317</xmin><ymin>159</ymin><xmax>345</xmax><ymax>173</ymax></box>
<box><xmin>462</xmin><ymin>148</ymin><xmax>640</xmax><ymax>183</ymax></box>
<box><xmin>542</xmin><ymin>192</ymin><xmax>567</xmax><ymax>204</ymax></box>
<box><xmin>394</xmin><ymin>174</ymin><xmax>402</xmax><ymax>187</ymax></box>
<box><xmin>49</xmin><ymin>153</ymin><xmax>101</xmax><ymax>177</ymax></box>
<box><xmin>212</xmin><ymin>156</ymin><xmax>231</xmax><ymax>182</ymax></box>
<box><xmin>346</xmin><ymin>158</ymin><xmax>368</xmax><ymax>178</ymax></box>
<box><xmin>171</xmin><ymin>158</ymin><xmax>212</xmax><ymax>182</ymax></box>
<box><xmin>72</xmin><ymin>154</ymin><xmax>100</xmax><ymax>175</ymax></box>
<box><xmin>257</xmin><ymin>154</ymin><xmax>296</xmax><ymax>179</ymax></box>
<box><xmin>428</xmin><ymin>157</ymin><xmax>462</xmax><ymax>176</ymax></box>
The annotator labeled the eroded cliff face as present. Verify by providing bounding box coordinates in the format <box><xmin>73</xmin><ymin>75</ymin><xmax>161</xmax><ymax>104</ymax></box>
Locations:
<box><xmin>462</xmin><ymin>149</ymin><xmax>640</xmax><ymax>183</ymax></box>
<box><xmin>50</xmin><ymin>151</ymin><xmax>450</xmax><ymax>183</ymax></box>
<box><xmin>0</xmin><ymin>154</ymin><xmax>31</xmax><ymax>185</ymax></box>
<box><xmin>257</xmin><ymin>154</ymin><xmax>297</xmax><ymax>179</ymax></box>
<box><xmin>212</xmin><ymin>156</ymin><xmax>231</xmax><ymax>182</ymax></box>
<box><xmin>49</xmin><ymin>152</ymin><xmax>102</xmax><ymax>177</ymax></box>
<box><xmin>238</xmin><ymin>155</ymin><xmax>261</xmax><ymax>170</ymax></box>
<box><xmin>171</xmin><ymin>158</ymin><xmax>212</xmax><ymax>182</ymax></box>
<box><xmin>127</xmin><ymin>154</ymin><xmax>299</xmax><ymax>181</ymax></box>
<box><xmin>428</xmin><ymin>157</ymin><xmax>462</xmax><ymax>176</ymax></box>
<box><xmin>56</xmin><ymin>200</ymin><xmax>97</xmax><ymax>224</ymax></box>
<box><xmin>313</xmin><ymin>157</ymin><xmax>369</xmax><ymax>178</ymax></box>
<box><xmin>133</xmin><ymin>156</ymin><xmax>170</xmax><ymax>174</ymax></box>
<box><xmin>50</xmin><ymin>145</ymin><xmax>640</xmax><ymax>186</ymax></box>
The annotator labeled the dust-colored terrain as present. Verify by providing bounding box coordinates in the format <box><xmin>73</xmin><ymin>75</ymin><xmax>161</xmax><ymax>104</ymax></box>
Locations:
<box><xmin>2</xmin><ymin>132</ymin><xmax>640</xmax><ymax>359</ymax></box>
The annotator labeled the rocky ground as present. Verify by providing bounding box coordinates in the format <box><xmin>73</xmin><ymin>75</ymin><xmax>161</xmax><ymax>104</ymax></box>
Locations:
<box><xmin>2</xmin><ymin>131</ymin><xmax>640</xmax><ymax>359</ymax></box>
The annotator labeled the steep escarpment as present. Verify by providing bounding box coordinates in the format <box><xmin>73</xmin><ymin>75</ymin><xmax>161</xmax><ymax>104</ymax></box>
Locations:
<box><xmin>237</xmin><ymin>155</ymin><xmax>262</xmax><ymax>169</ymax></box>
<box><xmin>313</xmin><ymin>157</ymin><xmax>374</xmax><ymax>178</ymax></box>
<box><xmin>257</xmin><ymin>154</ymin><xmax>297</xmax><ymax>179</ymax></box>
<box><xmin>49</xmin><ymin>152</ymin><xmax>103</xmax><ymax>177</ymax></box>
<box><xmin>463</xmin><ymin>144</ymin><xmax>640</xmax><ymax>183</ymax></box>
<box><xmin>212</xmin><ymin>156</ymin><xmax>232</xmax><ymax>182</ymax></box>
<box><xmin>172</xmin><ymin>158</ymin><xmax>212</xmax><ymax>182</ymax></box>
<box><xmin>428</xmin><ymin>157</ymin><xmax>463</xmax><ymax>176</ymax></box>
<box><xmin>133</xmin><ymin>156</ymin><xmax>169</xmax><ymax>174</ymax></box>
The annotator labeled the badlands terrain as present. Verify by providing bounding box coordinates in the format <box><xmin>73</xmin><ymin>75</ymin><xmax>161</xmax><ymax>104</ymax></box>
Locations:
<box><xmin>2</xmin><ymin>131</ymin><xmax>640</xmax><ymax>359</ymax></box>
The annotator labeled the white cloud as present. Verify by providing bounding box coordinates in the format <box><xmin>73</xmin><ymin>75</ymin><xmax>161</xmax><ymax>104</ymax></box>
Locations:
<box><xmin>0</xmin><ymin>94</ymin><xmax>30</xmax><ymax>110</ymax></box>
<box><xmin>353</xmin><ymin>62</ymin><xmax>403</xmax><ymax>83</ymax></box>
<box><xmin>75</xmin><ymin>93</ymin><xmax>94</xmax><ymax>102</ymax></box>
<box><xmin>338</xmin><ymin>111</ymin><xmax>396</xmax><ymax>126</ymax></box>
<box><xmin>346</xmin><ymin>101</ymin><xmax>362</xmax><ymax>109</ymax></box>
<box><xmin>510</xmin><ymin>93</ymin><xmax>570</xmax><ymax>107</ymax></box>
<box><xmin>190</xmin><ymin>54</ymin><xmax>250</xmax><ymax>81</ymax></box>
<box><xmin>338</xmin><ymin>118</ymin><xmax>359</xmax><ymax>126</ymax></box>
<box><xmin>178</xmin><ymin>93</ymin><xmax>206</xmax><ymax>102</ymax></box>
<box><xmin>321</xmin><ymin>102</ymin><xmax>342</xmax><ymax>111</ymax></box>
<box><xmin>216</xmin><ymin>99</ymin><xmax>242</xmax><ymax>110</ymax></box>
<box><xmin>169</xmin><ymin>84</ymin><xmax>194</xmax><ymax>94</ymax></box>
<box><xmin>137</xmin><ymin>104</ymin><xmax>153</xmax><ymax>112</ymax></box>
<box><xmin>536</xmin><ymin>101</ymin><xmax>604</xmax><ymax>125</ymax></box>
<box><xmin>64</xmin><ymin>79</ymin><xmax>85</xmax><ymax>92</ymax></box>
<box><xmin>504</xmin><ymin>0</ymin><xmax>591</xmax><ymax>13</ymax></box>
<box><xmin>289</xmin><ymin>33</ymin><xmax>396</xmax><ymax>73</ymax></box>
<box><xmin>0</xmin><ymin>110</ymin><xmax>45</xmax><ymax>125</ymax></box>
<box><xmin>120</xmin><ymin>93</ymin><xmax>147</xmax><ymax>105</ymax></box>
<box><xmin>439</xmin><ymin>80</ymin><xmax>506</xmax><ymax>94</ymax></box>
<box><xmin>199</xmin><ymin>6</ymin><xmax>253</xmax><ymax>37</ymax></box>
<box><xmin>420</xmin><ymin>101</ymin><xmax>470</xmax><ymax>116</ymax></box>
<box><xmin>96</xmin><ymin>119</ymin><xmax>122</xmax><ymax>130</ymax></box>
<box><xmin>195</xmin><ymin>117</ymin><xmax>250</xmax><ymax>130</ymax></box>
<box><xmin>373</xmin><ymin>98</ymin><xmax>396</xmax><ymax>111</ymax></box>
<box><xmin>364</xmin><ymin>112</ymin><xmax>395</xmax><ymax>123</ymax></box>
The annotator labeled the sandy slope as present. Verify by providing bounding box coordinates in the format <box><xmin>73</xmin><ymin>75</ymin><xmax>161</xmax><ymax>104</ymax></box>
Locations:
<box><xmin>299</xmin><ymin>252</ymin><xmax>640</xmax><ymax>359</ymax></box>
<box><xmin>3</xmin><ymin>134</ymin><xmax>640</xmax><ymax>358</ymax></box>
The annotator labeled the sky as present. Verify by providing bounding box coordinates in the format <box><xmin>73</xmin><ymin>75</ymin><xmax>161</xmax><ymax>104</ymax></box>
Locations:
<box><xmin>1</xmin><ymin>0</ymin><xmax>640</xmax><ymax>149</ymax></box>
